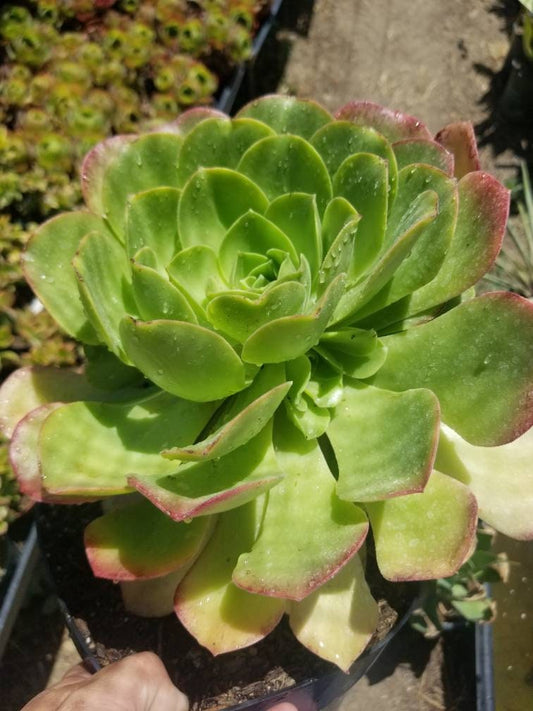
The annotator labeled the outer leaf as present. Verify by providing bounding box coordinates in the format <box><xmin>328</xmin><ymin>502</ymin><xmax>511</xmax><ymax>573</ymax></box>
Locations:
<box><xmin>373</xmin><ymin>293</ymin><xmax>533</xmax><ymax>446</ymax></box>
<box><xmin>23</xmin><ymin>212</ymin><xmax>107</xmax><ymax>343</ymax></box>
<box><xmin>120</xmin><ymin>318</ymin><xmax>246</xmax><ymax>401</ymax></box>
<box><xmin>0</xmin><ymin>366</ymin><xmax>143</xmax><ymax>438</ymax></box>
<box><xmin>236</xmin><ymin>95</ymin><xmax>333</xmax><ymax>139</ymax></box>
<box><xmin>336</xmin><ymin>101</ymin><xmax>433</xmax><ymax>142</ymax></box>
<box><xmin>333</xmin><ymin>191</ymin><xmax>438</xmax><ymax>324</ymax></box>
<box><xmin>435</xmin><ymin>423</ymin><xmax>533</xmax><ymax>540</ymax></box>
<box><xmin>38</xmin><ymin>393</ymin><xmax>216</xmax><ymax>496</ymax></box>
<box><xmin>130</xmin><ymin>425</ymin><xmax>284</xmax><ymax>521</ymax></box>
<box><xmin>392</xmin><ymin>138</ymin><xmax>454</xmax><ymax>175</ymax></box>
<box><xmin>242</xmin><ymin>275</ymin><xmax>345</xmax><ymax>364</ymax></box>
<box><xmin>435</xmin><ymin>121</ymin><xmax>480</xmax><ymax>178</ymax></box>
<box><xmin>178</xmin><ymin>168</ymin><xmax>269</xmax><ymax>252</ymax></box>
<box><xmin>289</xmin><ymin>553</ymin><xmax>378</xmax><ymax>671</ymax></box>
<box><xmin>175</xmin><ymin>500</ymin><xmax>285</xmax><ymax>654</ymax></box>
<box><xmin>408</xmin><ymin>172</ymin><xmax>509</xmax><ymax>315</ymax></box>
<box><xmin>125</xmin><ymin>187</ymin><xmax>181</xmax><ymax>266</ymax></box>
<box><xmin>366</xmin><ymin>470</ymin><xmax>478</xmax><ymax>580</ymax></box>
<box><xmin>84</xmin><ymin>498</ymin><xmax>214</xmax><ymax>580</ymax></box>
<box><xmin>97</xmin><ymin>133</ymin><xmax>183</xmax><ymax>237</ymax></box>
<box><xmin>311</xmin><ymin>121</ymin><xmax>398</xmax><ymax>189</ymax></box>
<box><xmin>238</xmin><ymin>135</ymin><xmax>333</xmax><ymax>215</ymax></box>
<box><xmin>73</xmin><ymin>230</ymin><xmax>135</xmax><ymax>360</ymax></box>
<box><xmin>177</xmin><ymin>117</ymin><xmax>275</xmax><ymax>183</ymax></box>
<box><xmin>10</xmin><ymin>403</ymin><xmax>63</xmax><ymax>501</ymax></box>
<box><xmin>232</xmin><ymin>415</ymin><xmax>368</xmax><ymax>600</ymax></box>
<box><xmin>328</xmin><ymin>383</ymin><xmax>439</xmax><ymax>501</ymax></box>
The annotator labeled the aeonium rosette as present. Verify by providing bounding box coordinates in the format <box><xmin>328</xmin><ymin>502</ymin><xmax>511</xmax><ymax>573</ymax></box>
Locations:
<box><xmin>2</xmin><ymin>95</ymin><xmax>533</xmax><ymax>671</ymax></box>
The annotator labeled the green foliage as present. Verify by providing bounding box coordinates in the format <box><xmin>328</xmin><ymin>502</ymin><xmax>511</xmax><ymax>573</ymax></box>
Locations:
<box><xmin>411</xmin><ymin>528</ymin><xmax>509</xmax><ymax>638</ymax></box>
<box><xmin>484</xmin><ymin>161</ymin><xmax>533</xmax><ymax>297</ymax></box>
<box><xmin>3</xmin><ymin>95</ymin><xmax>533</xmax><ymax>671</ymax></box>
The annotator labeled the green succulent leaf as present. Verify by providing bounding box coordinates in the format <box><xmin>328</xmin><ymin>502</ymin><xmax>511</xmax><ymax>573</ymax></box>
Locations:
<box><xmin>162</xmin><ymin>372</ymin><xmax>291</xmax><ymax>462</ymax></box>
<box><xmin>237</xmin><ymin>95</ymin><xmax>333</xmax><ymax>139</ymax></box>
<box><xmin>321</xmin><ymin>197</ymin><xmax>360</xmax><ymax>253</ymax></box>
<box><xmin>90</xmin><ymin>133</ymin><xmax>183</xmax><ymax>238</ymax></box>
<box><xmin>238</xmin><ymin>135</ymin><xmax>333</xmax><ymax>215</ymax></box>
<box><xmin>232</xmin><ymin>415</ymin><xmax>368</xmax><ymax>600</ymax></box>
<box><xmin>366</xmin><ymin>470</ymin><xmax>477</xmax><ymax>580</ymax></box>
<box><xmin>175</xmin><ymin>499</ymin><xmax>285</xmax><ymax>654</ymax></box>
<box><xmin>332</xmin><ymin>153</ymin><xmax>389</xmax><ymax>279</ymax></box>
<box><xmin>265</xmin><ymin>193</ymin><xmax>323</xmax><ymax>276</ymax></box>
<box><xmin>218</xmin><ymin>210</ymin><xmax>298</xmax><ymax>281</ymax></box>
<box><xmin>177</xmin><ymin>117</ymin><xmax>275</xmax><ymax>184</ymax></box>
<box><xmin>131</xmin><ymin>262</ymin><xmax>197</xmax><ymax>323</ymax></box>
<box><xmin>0</xmin><ymin>366</ymin><xmax>145</xmax><ymax>438</ymax></box>
<box><xmin>336</xmin><ymin>101</ymin><xmax>432</xmax><ymax>142</ymax></box>
<box><xmin>315</xmin><ymin>328</ymin><xmax>387</xmax><ymax>379</ymax></box>
<box><xmin>84</xmin><ymin>498</ymin><xmax>214</xmax><ymax>580</ymax></box>
<box><xmin>392</xmin><ymin>138</ymin><xmax>454</xmax><ymax>175</ymax></box>
<box><xmin>167</xmin><ymin>246</ymin><xmax>226</xmax><ymax>316</ymax></box>
<box><xmin>328</xmin><ymin>383</ymin><xmax>439</xmax><ymax>501</ymax></box>
<box><xmin>130</xmin><ymin>424</ymin><xmax>284</xmax><ymax>521</ymax></box>
<box><xmin>120</xmin><ymin>317</ymin><xmax>246</xmax><ymax>401</ymax></box>
<box><xmin>24</xmin><ymin>212</ymin><xmax>109</xmax><ymax>343</ymax></box>
<box><xmin>37</xmin><ymin>392</ymin><xmax>216</xmax><ymax>496</ymax></box>
<box><xmin>242</xmin><ymin>274</ymin><xmax>345</xmax><ymax>364</ymax></box>
<box><xmin>435</xmin><ymin>423</ymin><xmax>533</xmax><ymax>540</ymax></box>
<box><xmin>373</xmin><ymin>293</ymin><xmax>533</xmax><ymax>446</ymax></box>
<box><xmin>407</xmin><ymin>172</ymin><xmax>509</xmax><ymax>316</ymax></box>
<box><xmin>84</xmin><ymin>346</ymin><xmax>145</xmax><ymax>391</ymax></box>
<box><xmin>73</xmin><ymin>230</ymin><xmax>136</xmax><ymax>360</ymax></box>
<box><xmin>434</xmin><ymin>121</ymin><xmax>480</xmax><ymax>179</ymax></box>
<box><xmin>289</xmin><ymin>552</ymin><xmax>378</xmax><ymax>672</ymax></box>
<box><xmin>333</xmin><ymin>190</ymin><xmax>438</xmax><ymax>324</ymax></box>
<box><xmin>125</xmin><ymin>187</ymin><xmax>181</xmax><ymax>266</ymax></box>
<box><xmin>10</xmin><ymin>403</ymin><xmax>63</xmax><ymax>501</ymax></box>
<box><xmin>207</xmin><ymin>281</ymin><xmax>307</xmax><ymax>343</ymax></box>
<box><xmin>178</xmin><ymin>168</ymin><xmax>268</xmax><ymax>251</ymax></box>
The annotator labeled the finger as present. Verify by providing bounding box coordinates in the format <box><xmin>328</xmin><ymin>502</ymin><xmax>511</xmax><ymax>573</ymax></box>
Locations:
<box><xmin>84</xmin><ymin>652</ymin><xmax>189</xmax><ymax>711</ymax></box>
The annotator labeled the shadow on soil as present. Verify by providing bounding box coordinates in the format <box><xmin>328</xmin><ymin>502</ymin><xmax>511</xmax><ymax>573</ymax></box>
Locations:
<box><xmin>474</xmin><ymin>0</ymin><xmax>533</xmax><ymax>165</ymax></box>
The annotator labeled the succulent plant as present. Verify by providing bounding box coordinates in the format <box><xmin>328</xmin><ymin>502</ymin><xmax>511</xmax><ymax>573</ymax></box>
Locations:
<box><xmin>484</xmin><ymin>161</ymin><xmax>533</xmax><ymax>298</ymax></box>
<box><xmin>3</xmin><ymin>95</ymin><xmax>533</xmax><ymax>672</ymax></box>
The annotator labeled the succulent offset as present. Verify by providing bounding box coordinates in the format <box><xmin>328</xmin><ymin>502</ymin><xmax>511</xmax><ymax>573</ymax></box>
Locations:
<box><xmin>2</xmin><ymin>95</ymin><xmax>533</xmax><ymax>671</ymax></box>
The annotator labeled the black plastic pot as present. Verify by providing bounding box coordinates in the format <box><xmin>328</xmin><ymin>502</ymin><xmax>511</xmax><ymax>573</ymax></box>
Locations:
<box><xmin>216</xmin><ymin>0</ymin><xmax>284</xmax><ymax>114</ymax></box>
<box><xmin>0</xmin><ymin>523</ymin><xmax>40</xmax><ymax>660</ymax></box>
<box><xmin>61</xmin><ymin>586</ymin><xmax>419</xmax><ymax>711</ymax></box>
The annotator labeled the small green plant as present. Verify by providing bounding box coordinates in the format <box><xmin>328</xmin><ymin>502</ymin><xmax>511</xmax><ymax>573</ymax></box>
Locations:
<box><xmin>411</xmin><ymin>527</ymin><xmax>509</xmax><ymax>638</ymax></box>
<box><xmin>2</xmin><ymin>96</ymin><xmax>533</xmax><ymax>671</ymax></box>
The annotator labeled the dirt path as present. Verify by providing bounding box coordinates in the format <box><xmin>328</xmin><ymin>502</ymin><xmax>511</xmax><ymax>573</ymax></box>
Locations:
<box><xmin>264</xmin><ymin>0</ymin><xmax>519</xmax><ymax>182</ymax></box>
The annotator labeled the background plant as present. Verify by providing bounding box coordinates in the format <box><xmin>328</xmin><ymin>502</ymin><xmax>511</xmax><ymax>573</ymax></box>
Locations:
<box><xmin>411</xmin><ymin>527</ymin><xmax>509</xmax><ymax>638</ymax></box>
<box><xmin>484</xmin><ymin>160</ymin><xmax>533</xmax><ymax>297</ymax></box>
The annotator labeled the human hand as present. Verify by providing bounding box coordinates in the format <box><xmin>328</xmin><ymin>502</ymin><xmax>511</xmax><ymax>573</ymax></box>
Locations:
<box><xmin>22</xmin><ymin>651</ymin><xmax>302</xmax><ymax>711</ymax></box>
<box><xmin>22</xmin><ymin>651</ymin><xmax>189</xmax><ymax>711</ymax></box>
